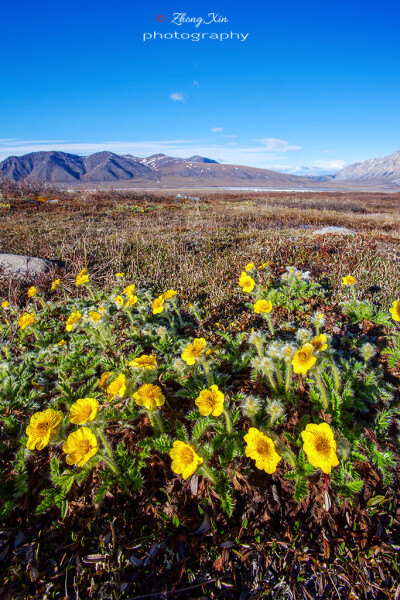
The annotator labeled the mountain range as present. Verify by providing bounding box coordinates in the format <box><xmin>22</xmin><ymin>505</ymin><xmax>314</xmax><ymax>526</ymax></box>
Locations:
<box><xmin>334</xmin><ymin>150</ymin><xmax>400</xmax><ymax>186</ymax></box>
<box><xmin>0</xmin><ymin>149</ymin><xmax>399</xmax><ymax>189</ymax></box>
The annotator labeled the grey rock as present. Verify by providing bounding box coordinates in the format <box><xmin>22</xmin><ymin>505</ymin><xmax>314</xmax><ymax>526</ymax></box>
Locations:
<box><xmin>176</xmin><ymin>193</ymin><xmax>200</xmax><ymax>201</ymax></box>
<box><xmin>0</xmin><ymin>254</ymin><xmax>62</xmax><ymax>278</ymax></box>
<box><xmin>312</xmin><ymin>226</ymin><xmax>355</xmax><ymax>236</ymax></box>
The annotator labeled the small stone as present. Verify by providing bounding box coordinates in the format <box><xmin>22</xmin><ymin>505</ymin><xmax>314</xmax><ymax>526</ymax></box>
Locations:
<box><xmin>312</xmin><ymin>226</ymin><xmax>355</xmax><ymax>236</ymax></box>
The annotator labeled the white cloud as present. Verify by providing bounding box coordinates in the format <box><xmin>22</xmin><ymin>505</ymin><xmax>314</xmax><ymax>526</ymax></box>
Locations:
<box><xmin>256</xmin><ymin>138</ymin><xmax>302</xmax><ymax>152</ymax></box>
<box><xmin>192</xmin><ymin>80</ymin><xmax>199</xmax><ymax>87</ymax></box>
<box><xmin>211</xmin><ymin>127</ymin><xmax>223</xmax><ymax>132</ymax></box>
<box><xmin>170</xmin><ymin>92</ymin><xmax>185</xmax><ymax>102</ymax></box>
<box><xmin>221</xmin><ymin>134</ymin><xmax>237</xmax><ymax>138</ymax></box>
<box><xmin>313</xmin><ymin>159</ymin><xmax>346</xmax><ymax>170</ymax></box>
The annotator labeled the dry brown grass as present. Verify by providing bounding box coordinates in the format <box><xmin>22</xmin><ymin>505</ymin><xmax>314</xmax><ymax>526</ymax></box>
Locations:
<box><xmin>1</xmin><ymin>190</ymin><xmax>400</xmax><ymax>318</ymax></box>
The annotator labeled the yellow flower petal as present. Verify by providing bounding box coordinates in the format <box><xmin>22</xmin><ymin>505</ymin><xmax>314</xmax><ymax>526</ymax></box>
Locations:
<box><xmin>169</xmin><ymin>441</ymin><xmax>203</xmax><ymax>480</ymax></box>
<box><xmin>301</xmin><ymin>422</ymin><xmax>339</xmax><ymax>474</ymax></box>
<box><xmin>132</xmin><ymin>384</ymin><xmax>165</xmax><ymax>410</ymax></box>
<box><xmin>195</xmin><ymin>385</ymin><xmax>225</xmax><ymax>417</ymax></box>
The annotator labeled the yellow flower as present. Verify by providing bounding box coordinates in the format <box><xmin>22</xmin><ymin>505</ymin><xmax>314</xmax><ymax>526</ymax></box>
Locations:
<box><xmin>98</xmin><ymin>371</ymin><xmax>112</xmax><ymax>390</ymax></box>
<box><xmin>115</xmin><ymin>295</ymin><xmax>124</xmax><ymax>308</ymax></box>
<box><xmin>169</xmin><ymin>441</ymin><xmax>203</xmax><ymax>479</ymax></box>
<box><xmin>27</xmin><ymin>286</ymin><xmax>37</xmax><ymax>298</ymax></box>
<box><xmin>181</xmin><ymin>338</ymin><xmax>207</xmax><ymax>365</ymax></box>
<box><xmin>162</xmin><ymin>290</ymin><xmax>177</xmax><ymax>301</ymax></box>
<box><xmin>76</xmin><ymin>268</ymin><xmax>89</xmax><ymax>287</ymax></box>
<box><xmin>152</xmin><ymin>295</ymin><xmax>165</xmax><ymax>314</ymax></box>
<box><xmin>65</xmin><ymin>311</ymin><xmax>82</xmax><ymax>332</ymax></box>
<box><xmin>342</xmin><ymin>275</ymin><xmax>356</xmax><ymax>286</ymax></box>
<box><xmin>26</xmin><ymin>409</ymin><xmax>63</xmax><ymax>450</ymax></box>
<box><xmin>195</xmin><ymin>385</ymin><xmax>224</xmax><ymax>417</ymax></box>
<box><xmin>317</xmin><ymin>313</ymin><xmax>325</xmax><ymax>321</ymax></box>
<box><xmin>58</xmin><ymin>339</ymin><xmax>66</xmax><ymax>346</ymax></box>
<box><xmin>1</xmin><ymin>301</ymin><xmax>10</xmax><ymax>308</ymax></box>
<box><xmin>389</xmin><ymin>300</ymin><xmax>400</xmax><ymax>322</ymax></box>
<box><xmin>258</xmin><ymin>262</ymin><xmax>269</xmax><ymax>270</ymax></box>
<box><xmin>253</xmin><ymin>299</ymin><xmax>272</xmax><ymax>314</ymax></box>
<box><xmin>98</xmin><ymin>305</ymin><xmax>106</xmax><ymax>313</ymax></box>
<box><xmin>245</xmin><ymin>263</ymin><xmax>255</xmax><ymax>271</ymax></box>
<box><xmin>239</xmin><ymin>271</ymin><xmax>255</xmax><ymax>293</ymax></box>
<box><xmin>126</xmin><ymin>294</ymin><xmax>138</xmax><ymax>307</ymax></box>
<box><xmin>301</xmin><ymin>422</ymin><xmax>339</xmax><ymax>474</ymax></box>
<box><xmin>31</xmin><ymin>381</ymin><xmax>44</xmax><ymax>391</ymax></box>
<box><xmin>89</xmin><ymin>310</ymin><xmax>102</xmax><ymax>323</ymax></box>
<box><xmin>69</xmin><ymin>398</ymin><xmax>99</xmax><ymax>425</ymax></box>
<box><xmin>18</xmin><ymin>312</ymin><xmax>37</xmax><ymax>330</ymax></box>
<box><xmin>133</xmin><ymin>384</ymin><xmax>165</xmax><ymax>410</ymax></box>
<box><xmin>116</xmin><ymin>272</ymin><xmax>125</xmax><ymax>278</ymax></box>
<box><xmin>243</xmin><ymin>427</ymin><xmax>282</xmax><ymax>474</ymax></box>
<box><xmin>62</xmin><ymin>427</ymin><xmax>98</xmax><ymax>467</ymax></box>
<box><xmin>107</xmin><ymin>374</ymin><xmax>126</xmax><ymax>400</ymax></box>
<box><xmin>51</xmin><ymin>279</ymin><xmax>61</xmax><ymax>290</ymax></box>
<box><xmin>311</xmin><ymin>334</ymin><xmax>328</xmax><ymax>353</ymax></box>
<box><xmin>291</xmin><ymin>343</ymin><xmax>317</xmax><ymax>375</ymax></box>
<box><xmin>128</xmin><ymin>355</ymin><xmax>157</xmax><ymax>369</ymax></box>
<box><xmin>123</xmin><ymin>284</ymin><xmax>135</xmax><ymax>296</ymax></box>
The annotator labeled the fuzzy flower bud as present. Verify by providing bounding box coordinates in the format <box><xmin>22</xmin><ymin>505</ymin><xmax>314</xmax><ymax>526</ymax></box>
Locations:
<box><xmin>241</xmin><ymin>395</ymin><xmax>262</xmax><ymax>418</ymax></box>
<box><xmin>248</xmin><ymin>331</ymin><xmax>266</xmax><ymax>348</ymax></box>
<box><xmin>296</xmin><ymin>328</ymin><xmax>312</xmax><ymax>343</ymax></box>
<box><xmin>266</xmin><ymin>398</ymin><xmax>285</xmax><ymax>423</ymax></box>
<box><xmin>360</xmin><ymin>343</ymin><xmax>376</xmax><ymax>363</ymax></box>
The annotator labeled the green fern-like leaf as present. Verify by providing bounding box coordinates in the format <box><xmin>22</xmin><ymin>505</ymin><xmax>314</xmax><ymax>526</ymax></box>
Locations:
<box><xmin>294</xmin><ymin>478</ymin><xmax>308</xmax><ymax>502</ymax></box>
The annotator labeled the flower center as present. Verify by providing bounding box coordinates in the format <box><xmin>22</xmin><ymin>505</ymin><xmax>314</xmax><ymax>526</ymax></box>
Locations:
<box><xmin>180</xmin><ymin>447</ymin><xmax>194</xmax><ymax>465</ymax></box>
<box><xmin>315</xmin><ymin>435</ymin><xmax>330</xmax><ymax>457</ymax></box>
<box><xmin>204</xmin><ymin>393</ymin><xmax>217</xmax><ymax>410</ymax></box>
<box><xmin>255</xmin><ymin>438</ymin><xmax>272</xmax><ymax>458</ymax></box>
<box><xmin>37</xmin><ymin>421</ymin><xmax>50</xmax><ymax>435</ymax></box>
<box><xmin>77</xmin><ymin>440</ymin><xmax>93</xmax><ymax>455</ymax></box>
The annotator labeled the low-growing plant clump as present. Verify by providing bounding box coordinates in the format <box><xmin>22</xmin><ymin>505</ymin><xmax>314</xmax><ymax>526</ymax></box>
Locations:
<box><xmin>1</xmin><ymin>259</ymin><xmax>400</xmax><ymax>598</ymax></box>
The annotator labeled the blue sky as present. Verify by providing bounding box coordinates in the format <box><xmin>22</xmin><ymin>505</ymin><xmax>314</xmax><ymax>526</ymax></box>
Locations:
<box><xmin>0</xmin><ymin>0</ymin><xmax>399</xmax><ymax>173</ymax></box>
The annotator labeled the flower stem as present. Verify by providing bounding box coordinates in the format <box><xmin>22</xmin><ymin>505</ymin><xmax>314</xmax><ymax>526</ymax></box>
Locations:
<box><xmin>265</xmin><ymin>370</ymin><xmax>277</xmax><ymax>393</ymax></box>
<box><xmin>85</xmin><ymin>328</ymin><xmax>107</xmax><ymax>351</ymax></box>
<box><xmin>99</xmin><ymin>430</ymin><xmax>119</xmax><ymax>475</ymax></box>
<box><xmin>203</xmin><ymin>362</ymin><xmax>213</xmax><ymax>386</ymax></box>
<box><xmin>285</xmin><ymin>363</ymin><xmax>292</xmax><ymax>393</ymax></box>
<box><xmin>174</xmin><ymin>307</ymin><xmax>184</xmax><ymax>328</ymax></box>
<box><xmin>275</xmin><ymin>364</ymin><xmax>283</xmax><ymax>389</ymax></box>
<box><xmin>315</xmin><ymin>323</ymin><xmax>320</xmax><ymax>336</ymax></box>
<box><xmin>266</xmin><ymin>316</ymin><xmax>274</xmax><ymax>335</ymax></box>
<box><xmin>330</xmin><ymin>359</ymin><xmax>340</xmax><ymax>392</ymax></box>
<box><xmin>152</xmin><ymin>410</ymin><xmax>164</xmax><ymax>434</ymax></box>
<box><xmin>126</xmin><ymin>308</ymin><xmax>136</xmax><ymax>326</ymax></box>
<box><xmin>199</xmin><ymin>464</ymin><xmax>216</xmax><ymax>485</ymax></box>
<box><xmin>100</xmin><ymin>454</ymin><xmax>120</xmax><ymax>476</ymax></box>
<box><xmin>165</xmin><ymin>312</ymin><xmax>176</xmax><ymax>336</ymax></box>
<box><xmin>351</xmin><ymin>287</ymin><xmax>356</xmax><ymax>302</ymax></box>
<box><xmin>86</xmin><ymin>285</ymin><xmax>96</xmax><ymax>301</ymax></box>
<box><xmin>314</xmin><ymin>373</ymin><xmax>329</xmax><ymax>410</ymax></box>
<box><xmin>223</xmin><ymin>409</ymin><xmax>231</xmax><ymax>435</ymax></box>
